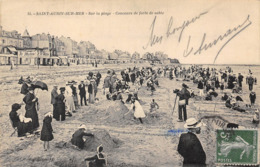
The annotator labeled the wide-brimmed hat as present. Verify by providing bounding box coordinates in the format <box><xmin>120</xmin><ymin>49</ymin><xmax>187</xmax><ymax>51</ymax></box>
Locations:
<box><xmin>66</xmin><ymin>81</ymin><xmax>72</xmax><ymax>85</ymax></box>
<box><xmin>25</xmin><ymin>78</ymin><xmax>32</xmax><ymax>83</ymax></box>
<box><xmin>78</xmin><ymin>124</ymin><xmax>87</xmax><ymax>129</ymax></box>
<box><xmin>97</xmin><ymin>144</ymin><xmax>103</xmax><ymax>153</ymax></box>
<box><xmin>44</xmin><ymin>112</ymin><xmax>53</xmax><ymax>117</ymax></box>
<box><xmin>184</xmin><ymin>118</ymin><xmax>202</xmax><ymax>129</ymax></box>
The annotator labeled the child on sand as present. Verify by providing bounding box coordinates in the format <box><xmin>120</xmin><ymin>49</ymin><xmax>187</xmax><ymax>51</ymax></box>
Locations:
<box><xmin>84</xmin><ymin>145</ymin><xmax>107</xmax><ymax>167</ymax></box>
<box><xmin>252</xmin><ymin>109</ymin><xmax>259</xmax><ymax>124</ymax></box>
<box><xmin>150</xmin><ymin>99</ymin><xmax>159</xmax><ymax>112</ymax></box>
<box><xmin>40</xmin><ymin>112</ymin><xmax>54</xmax><ymax>151</ymax></box>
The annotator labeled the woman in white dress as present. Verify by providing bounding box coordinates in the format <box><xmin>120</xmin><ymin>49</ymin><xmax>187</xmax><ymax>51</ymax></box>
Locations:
<box><xmin>65</xmin><ymin>82</ymin><xmax>76</xmax><ymax>113</ymax></box>
<box><xmin>130</xmin><ymin>97</ymin><xmax>145</xmax><ymax>124</ymax></box>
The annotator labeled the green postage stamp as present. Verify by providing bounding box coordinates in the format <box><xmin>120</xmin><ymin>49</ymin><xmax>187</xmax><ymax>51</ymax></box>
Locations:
<box><xmin>216</xmin><ymin>129</ymin><xmax>258</xmax><ymax>165</ymax></box>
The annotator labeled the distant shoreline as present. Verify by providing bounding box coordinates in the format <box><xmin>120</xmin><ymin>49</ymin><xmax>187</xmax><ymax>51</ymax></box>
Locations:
<box><xmin>180</xmin><ymin>64</ymin><xmax>260</xmax><ymax>66</ymax></box>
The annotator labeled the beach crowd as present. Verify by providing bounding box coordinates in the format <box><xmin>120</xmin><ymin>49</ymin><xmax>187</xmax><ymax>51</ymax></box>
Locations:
<box><xmin>9</xmin><ymin>64</ymin><xmax>259</xmax><ymax>166</ymax></box>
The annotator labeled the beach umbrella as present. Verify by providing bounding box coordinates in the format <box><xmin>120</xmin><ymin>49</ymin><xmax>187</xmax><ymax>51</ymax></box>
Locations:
<box><xmin>31</xmin><ymin>81</ymin><xmax>48</xmax><ymax>91</ymax></box>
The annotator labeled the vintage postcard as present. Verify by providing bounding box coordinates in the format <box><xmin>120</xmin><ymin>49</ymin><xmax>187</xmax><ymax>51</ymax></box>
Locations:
<box><xmin>0</xmin><ymin>0</ymin><xmax>259</xmax><ymax>166</ymax></box>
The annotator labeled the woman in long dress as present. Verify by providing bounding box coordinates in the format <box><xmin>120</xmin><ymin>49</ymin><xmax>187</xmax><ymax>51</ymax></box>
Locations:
<box><xmin>130</xmin><ymin>97</ymin><xmax>146</xmax><ymax>124</ymax></box>
<box><xmin>23</xmin><ymin>87</ymin><xmax>39</xmax><ymax>131</ymax></box>
<box><xmin>55</xmin><ymin>87</ymin><xmax>66</xmax><ymax>121</ymax></box>
<box><xmin>65</xmin><ymin>83</ymin><xmax>76</xmax><ymax>113</ymax></box>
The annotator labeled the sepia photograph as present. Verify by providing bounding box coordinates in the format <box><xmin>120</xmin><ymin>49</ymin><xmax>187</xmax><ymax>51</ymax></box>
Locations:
<box><xmin>0</xmin><ymin>0</ymin><xmax>259</xmax><ymax>166</ymax></box>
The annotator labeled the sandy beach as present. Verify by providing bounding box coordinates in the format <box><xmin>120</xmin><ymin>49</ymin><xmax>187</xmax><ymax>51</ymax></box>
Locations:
<box><xmin>0</xmin><ymin>63</ymin><xmax>259</xmax><ymax>167</ymax></box>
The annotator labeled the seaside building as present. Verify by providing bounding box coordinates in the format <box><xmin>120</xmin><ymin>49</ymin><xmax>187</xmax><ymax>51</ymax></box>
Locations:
<box><xmin>0</xmin><ymin>26</ymin><xmax>23</xmax><ymax>65</ymax></box>
<box><xmin>59</xmin><ymin>36</ymin><xmax>78</xmax><ymax>64</ymax></box>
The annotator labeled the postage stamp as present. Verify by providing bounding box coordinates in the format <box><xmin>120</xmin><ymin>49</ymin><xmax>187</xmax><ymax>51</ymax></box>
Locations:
<box><xmin>216</xmin><ymin>129</ymin><xmax>258</xmax><ymax>165</ymax></box>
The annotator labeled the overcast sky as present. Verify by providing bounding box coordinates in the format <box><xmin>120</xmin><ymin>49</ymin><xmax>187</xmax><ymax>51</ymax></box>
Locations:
<box><xmin>1</xmin><ymin>0</ymin><xmax>259</xmax><ymax>64</ymax></box>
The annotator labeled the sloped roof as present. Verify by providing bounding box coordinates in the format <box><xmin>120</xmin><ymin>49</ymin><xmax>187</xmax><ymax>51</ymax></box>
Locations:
<box><xmin>22</xmin><ymin>29</ymin><xmax>30</xmax><ymax>37</ymax></box>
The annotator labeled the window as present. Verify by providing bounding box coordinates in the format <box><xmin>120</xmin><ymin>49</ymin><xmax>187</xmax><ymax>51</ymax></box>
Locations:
<box><xmin>2</xmin><ymin>39</ymin><xmax>5</xmax><ymax>44</ymax></box>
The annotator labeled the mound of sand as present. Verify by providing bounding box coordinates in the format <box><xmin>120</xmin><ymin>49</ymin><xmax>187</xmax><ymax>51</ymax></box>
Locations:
<box><xmin>84</xmin><ymin>100</ymin><xmax>131</xmax><ymax>124</ymax></box>
<box><xmin>84</xmin><ymin>129</ymin><xmax>121</xmax><ymax>151</ymax></box>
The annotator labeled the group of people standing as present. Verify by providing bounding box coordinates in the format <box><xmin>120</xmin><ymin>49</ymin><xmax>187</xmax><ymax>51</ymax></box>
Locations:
<box><xmin>51</xmin><ymin>71</ymin><xmax>102</xmax><ymax>121</ymax></box>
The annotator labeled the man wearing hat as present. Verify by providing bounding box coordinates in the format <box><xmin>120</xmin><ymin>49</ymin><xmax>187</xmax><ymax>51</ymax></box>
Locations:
<box><xmin>177</xmin><ymin>118</ymin><xmax>206</xmax><ymax>166</ymax></box>
<box><xmin>238</xmin><ymin>73</ymin><xmax>244</xmax><ymax>88</ymax></box>
<box><xmin>78</xmin><ymin>81</ymin><xmax>87</xmax><ymax>106</ymax></box>
<box><xmin>177</xmin><ymin>83</ymin><xmax>191</xmax><ymax>122</ymax></box>
<box><xmin>51</xmin><ymin>86</ymin><xmax>59</xmax><ymax>120</ymax></box>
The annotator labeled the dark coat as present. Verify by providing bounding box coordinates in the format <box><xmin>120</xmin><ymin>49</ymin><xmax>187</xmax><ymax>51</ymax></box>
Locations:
<box><xmin>9</xmin><ymin>110</ymin><xmax>32</xmax><ymax>137</ymax></box>
<box><xmin>40</xmin><ymin>116</ymin><xmax>54</xmax><ymax>141</ymax></box>
<box><xmin>23</xmin><ymin>93</ymin><xmax>39</xmax><ymax>130</ymax></box>
<box><xmin>51</xmin><ymin>89</ymin><xmax>58</xmax><ymax>104</ymax></box>
<box><xmin>71</xmin><ymin>128</ymin><xmax>93</xmax><ymax>149</ymax></box>
<box><xmin>238</xmin><ymin>75</ymin><xmax>244</xmax><ymax>82</ymax></box>
<box><xmin>221</xmin><ymin>94</ymin><xmax>228</xmax><ymax>101</ymax></box>
<box><xmin>78</xmin><ymin>84</ymin><xmax>86</xmax><ymax>96</ymax></box>
<box><xmin>9</xmin><ymin>110</ymin><xmax>20</xmax><ymax>128</ymax></box>
<box><xmin>130</xmin><ymin>73</ymin><xmax>136</xmax><ymax>83</ymax></box>
<box><xmin>125</xmin><ymin>73</ymin><xmax>130</xmax><ymax>82</ymax></box>
<box><xmin>248</xmin><ymin>77</ymin><xmax>254</xmax><ymax>85</ymax></box>
<box><xmin>249</xmin><ymin>92</ymin><xmax>256</xmax><ymax>104</ymax></box>
<box><xmin>20</xmin><ymin>83</ymin><xmax>29</xmax><ymax>95</ymax></box>
<box><xmin>198</xmin><ymin>81</ymin><xmax>204</xmax><ymax>89</ymax></box>
<box><xmin>177</xmin><ymin>88</ymin><xmax>191</xmax><ymax>105</ymax></box>
<box><xmin>71</xmin><ymin>85</ymin><xmax>77</xmax><ymax>96</ymax></box>
<box><xmin>178</xmin><ymin>132</ymin><xmax>206</xmax><ymax>165</ymax></box>
<box><xmin>103</xmin><ymin>76</ymin><xmax>111</xmax><ymax>88</ymax></box>
<box><xmin>55</xmin><ymin>94</ymin><xmax>65</xmax><ymax>121</ymax></box>
<box><xmin>88</xmin><ymin>84</ymin><xmax>93</xmax><ymax>94</ymax></box>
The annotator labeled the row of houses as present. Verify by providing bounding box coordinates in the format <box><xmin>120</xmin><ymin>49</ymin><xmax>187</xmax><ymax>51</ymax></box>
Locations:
<box><xmin>0</xmin><ymin>26</ymin><xmax>178</xmax><ymax>66</ymax></box>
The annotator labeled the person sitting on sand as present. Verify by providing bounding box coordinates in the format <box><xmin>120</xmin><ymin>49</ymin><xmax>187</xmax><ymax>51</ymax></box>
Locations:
<box><xmin>232</xmin><ymin>82</ymin><xmax>242</xmax><ymax>93</ymax></box>
<box><xmin>235</xmin><ymin>95</ymin><xmax>243</xmax><ymax>102</ymax></box>
<box><xmin>114</xmin><ymin>90</ymin><xmax>123</xmax><ymax>103</ymax></box>
<box><xmin>85</xmin><ymin>145</ymin><xmax>107</xmax><ymax>167</ymax></box>
<box><xmin>71</xmin><ymin>124</ymin><xmax>94</xmax><ymax>150</ymax></box>
<box><xmin>221</xmin><ymin>93</ymin><xmax>229</xmax><ymax>101</ymax></box>
<box><xmin>177</xmin><ymin>118</ymin><xmax>206</xmax><ymax>166</ymax></box>
<box><xmin>225</xmin><ymin>96</ymin><xmax>233</xmax><ymax>108</ymax></box>
<box><xmin>9</xmin><ymin>103</ymin><xmax>33</xmax><ymax>137</ymax></box>
<box><xmin>150</xmin><ymin>99</ymin><xmax>159</xmax><ymax>112</ymax></box>
<box><xmin>252</xmin><ymin>109</ymin><xmax>259</xmax><ymax>124</ymax></box>
<box><xmin>205</xmin><ymin>92</ymin><xmax>212</xmax><ymax>101</ymax></box>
